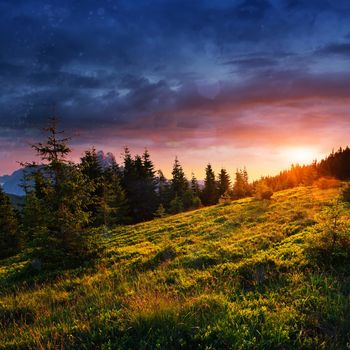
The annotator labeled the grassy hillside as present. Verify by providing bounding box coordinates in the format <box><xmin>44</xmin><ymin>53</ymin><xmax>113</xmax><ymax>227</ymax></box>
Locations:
<box><xmin>1</xmin><ymin>186</ymin><xmax>350</xmax><ymax>349</ymax></box>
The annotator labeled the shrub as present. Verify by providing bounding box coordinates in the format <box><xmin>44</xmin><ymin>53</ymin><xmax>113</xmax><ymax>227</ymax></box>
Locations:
<box><xmin>254</xmin><ymin>181</ymin><xmax>273</xmax><ymax>200</ymax></box>
<box><xmin>314</xmin><ymin>177</ymin><xmax>341</xmax><ymax>190</ymax></box>
<box><xmin>307</xmin><ymin>199</ymin><xmax>350</xmax><ymax>262</ymax></box>
<box><xmin>341</xmin><ymin>184</ymin><xmax>350</xmax><ymax>203</ymax></box>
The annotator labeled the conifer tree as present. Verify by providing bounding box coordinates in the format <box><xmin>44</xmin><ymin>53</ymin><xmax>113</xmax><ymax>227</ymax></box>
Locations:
<box><xmin>122</xmin><ymin>148</ymin><xmax>158</xmax><ymax>222</ymax></box>
<box><xmin>26</xmin><ymin>117</ymin><xmax>93</xmax><ymax>257</ymax></box>
<box><xmin>154</xmin><ymin>203</ymin><xmax>166</xmax><ymax>218</ymax></box>
<box><xmin>170</xmin><ymin>157</ymin><xmax>188</xmax><ymax>198</ymax></box>
<box><xmin>201</xmin><ymin>164</ymin><xmax>219</xmax><ymax>206</ymax></box>
<box><xmin>100</xmin><ymin>168</ymin><xmax>129</xmax><ymax>226</ymax></box>
<box><xmin>217</xmin><ymin>168</ymin><xmax>231</xmax><ymax>197</ymax></box>
<box><xmin>169</xmin><ymin>195</ymin><xmax>184</xmax><ymax>214</ymax></box>
<box><xmin>156</xmin><ymin>170</ymin><xmax>170</xmax><ymax>206</ymax></box>
<box><xmin>180</xmin><ymin>173</ymin><xmax>202</xmax><ymax>210</ymax></box>
<box><xmin>22</xmin><ymin>191</ymin><xmax>48</xmax><ymax>244</ymax></box>
<box><xmin>0</xmin><ymin>187</ymin><xmax>20</xmax><ymax>259</ymax></box>
<box><xmin>140</xmin><ymin>149</ymin><xmax>158</xmax><ymax>218</ymax></box>
<box><xmin>190</xmin><ymin>172</ymin><xmax>200</xmax><ymax>195</ymax></box>
<box><xmin>232</xmin><ymin>168</ymin><xmax>251</xmax><ymax>199</ymax></box>
<box><xmin>80</xmin><ymin>148</ymin><xmax>104</xmax><ymax>226</ymax></box>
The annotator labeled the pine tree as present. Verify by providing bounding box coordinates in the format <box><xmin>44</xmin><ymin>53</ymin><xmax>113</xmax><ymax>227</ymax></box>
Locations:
<box><xmin>170</xmin><ymin>157</ymin><xmax>188</xmax><ymax>198</ymax></box>
<box><xmin>0</xmin><ymin>187</ymin><xmax>20</xmax><ymax>259</ymax></box>
<box><xmin>26</xmin><ymin>117</ymin><xmax>93</xmax><ymax>258</ymax></box>
<box><xmin>190</xmin><ymin>172</ymin><xmax>200</xmax><ymax>195</ymax></box>
<box><xmin>217</xmin><ymin>168</ymin><xmax>231</xmax><ymax>197</ymax></box>
<box><xmin>100</xmin><ymin>168</ymin><xmax>129</xmax><ymax>226</ymax></box>
<box><xmin>140</xmin><ymin>149</ymin><xmax>158</xmax><ymax>219</ymax></box>
<box><xmin>201</xmin><ymin>164</ymin><xmax>219</xmax><ymax>206</ymax></box>
<box><xmin>154</xmin><ymin>203</ymin><xmax>166</xmax><ymax>218</ymax></box>
<box><xmin>232</xmin><ymin>168</ymin><xmax>251</xmax><ymax>199</ymax></box>
<box><xmin>22</xmin><ymin>191</ymin><xmax>48</xmax><ymax>245</ymax></box>
<box><xmin>169</xmin><ymin>195</ymin><xmax>184</xmax><ymax>214</ymax></box>
<box><xmin>156</xmin><ymin>170</ymin><xmax>170</xmax><ymax>206</ymax></box>
<box><xmin>80</xmin><ymin>148</ymin><xmax>104</xmax><ymax>226</ymax></box>
<box><xmin>121</xmin><ymin>148</ymin><xmax>158</xmax><ymax>222</ymax></box>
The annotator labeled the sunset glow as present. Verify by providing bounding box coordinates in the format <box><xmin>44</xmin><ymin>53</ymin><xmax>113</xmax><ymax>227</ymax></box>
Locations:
<box><xmin>0</xmin><ymin>1</ymin><xmax>349</xmax><ymax>179</ymax></box>
<box><xmin>282</xmin><ymin>148</ymin><xmax>319</xmax><ymax>165</ymax></box>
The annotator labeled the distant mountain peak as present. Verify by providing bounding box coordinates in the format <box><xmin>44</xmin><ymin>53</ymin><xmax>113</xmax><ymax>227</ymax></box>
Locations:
<box><xmin>96</xmin><ymin>150</ymin><xmax>117</xmax><ymax>169</ymax></box>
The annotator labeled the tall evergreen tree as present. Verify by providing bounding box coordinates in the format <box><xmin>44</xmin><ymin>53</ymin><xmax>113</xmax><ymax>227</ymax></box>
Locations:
<box><xmin>0</xmin><ymin>187</ymin><xmax>20</xmax><ymax>259</ymax></box>
<box><xmin>140</xmin><ymin>149</ymin><xmax>158</xmax><ymax>218</ymax></box>
<box><xmin>217</xmin><ymin>168</ymin><xmax>231</xmax><ymax>197</ymax></box>
<box><xmin>156</xmin><ymin>169</ymin><xmax>169</xmax><ymax>206</ymax></box>
<box><xmin>80</xmin><ymin>148</ymin><xmax>104</xmax><ymax>226</ymax></box>
<box><xmin>201</xmin><ymin>164</ymin><xmax>219</xmax><ymax>206</ymax></box>
<box><xmin>99</xmin><ymin>168</ymin><xmax>129</xmax><ymax>226</ymax></box>
<box><xmin>170</xmin><ymin>157</ymin><xmax>188</xmax><ymax>198</ymax></box>
<box><xmin>121</xmin><ymin>148</ymin><xmax>158</xmax><ymax>222</ymax></box>
<box><xmin>190</xmin><ymin>172</ymin><xmax>200</xmax><ymax>195</ymax></box>
<box><xmin>232</xmin><ymin>168</ymin><xmax>251</xmax><ymax>199</ymax></box>
<box><xmin>25</xmin><ymin>117</ymin><xmax>93</xmax><ymax>257</ymax></box>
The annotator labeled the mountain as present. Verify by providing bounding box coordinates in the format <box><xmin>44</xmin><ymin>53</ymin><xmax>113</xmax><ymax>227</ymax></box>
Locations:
<box><xmin>0</xmin><ymin>151</ymin><xmax>117</xmax><ymax>196</ymax></box>
<box><xmin>1</xmin><ymin>185</ymin><xmax>349</xmax><ymax>349</ymax></box>
<box><xmin>0</xmin><ymin>168</ymin><xmax>27</xmax><ymax>196</ymax></box>
<box><xmin>96</xmin><ymin>150</ymin><xmax>117</xmax><ymax>169</ymax></box>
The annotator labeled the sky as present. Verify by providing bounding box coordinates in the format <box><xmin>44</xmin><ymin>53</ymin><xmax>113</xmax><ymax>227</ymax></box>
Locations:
<box><xmin>1</xmin><ymin>0</ymin><xmax>350</xmax><ymax>179</ymax></box>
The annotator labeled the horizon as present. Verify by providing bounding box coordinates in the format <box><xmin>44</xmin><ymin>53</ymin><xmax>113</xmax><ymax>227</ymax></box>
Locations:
<box><xmin>1</xmin><ymin>1</ymin><xmax>350</xmax><ymax>179</ymax></box>
<box><xmin>0</xmin><ymin>140</ymin><xmax>339</xmax><ymax>181</ymax></box>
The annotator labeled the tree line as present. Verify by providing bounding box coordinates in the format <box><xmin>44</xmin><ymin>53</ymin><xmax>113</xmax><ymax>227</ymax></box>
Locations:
<box><xmin>1</xmin><ymin>119</ymin><xmax>350</xmax><ymax>261</ymax></box>
<box><xmin>254</xmin><ymin>147</ymin><xmax>350</xmax><ymax>193</ymax></box>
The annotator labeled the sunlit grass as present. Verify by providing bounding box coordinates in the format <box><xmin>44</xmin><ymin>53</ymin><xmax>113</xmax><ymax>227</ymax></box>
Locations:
<box><xmin>1</xmin><ymin>185</ymin><xmax>349</xmax><ymax>349</ymax></box>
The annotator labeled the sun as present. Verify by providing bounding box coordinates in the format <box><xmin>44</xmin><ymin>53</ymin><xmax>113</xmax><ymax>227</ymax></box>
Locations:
<box><xmin>282</xmin><ymin>147</ymin><xmax>317</xmax><ymax>165</ymax></box>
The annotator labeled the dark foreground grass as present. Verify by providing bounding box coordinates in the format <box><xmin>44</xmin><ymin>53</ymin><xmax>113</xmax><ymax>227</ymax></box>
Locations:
<box><xmin>1</xmin><ymin>186</ymin><xmax>350</xmax><ymax>349</ymax></box>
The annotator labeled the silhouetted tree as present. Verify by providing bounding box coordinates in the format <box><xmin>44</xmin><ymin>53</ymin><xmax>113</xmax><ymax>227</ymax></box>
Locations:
<box><xmin>80</xmin><ymin>148</ymin><xmax>104</xmax><ymax>226</ymax></box>
<box><xmin>0</xmin><ymin>187</ymin><xmax>20</xmax><ymax>259</ymax></box>
<box><xmin>190</xmin><ymin>172</ymin><xmax>200</xmax><ymax>195</ymax></box>
<box><xmin>121</xmin><ymin>148</ymin><xmax>158</xmax><ymax>222</ymax></box>
<box><xmin>217</xmin><ymin>168</ymin><xmax>231</xmax><ymax>197</ymax></box>
<box><xmin>170</xmin><ymin>157</ymin><xmax>188</xmax><ymax>199</ymax></box>
<box><xmin>201</xmin><ymin>164</ymin><xmax>219</xmax><ymax>205</ymax></box>
<box><xmin>25</xmin><ymin>117</ymin><xmax>93</xmax><ymax>258</ymax></box>
<box><xmin>99</xmin><ymin>168</ymin><xmax>129</xmax><ymax>226</ymax></box>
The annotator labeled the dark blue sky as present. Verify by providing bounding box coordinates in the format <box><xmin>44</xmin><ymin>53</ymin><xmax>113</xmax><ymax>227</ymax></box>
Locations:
<box><xmin>1</xmin><ymin>0</ymin><xmax>350</xmax><ymax>177</ymax></box>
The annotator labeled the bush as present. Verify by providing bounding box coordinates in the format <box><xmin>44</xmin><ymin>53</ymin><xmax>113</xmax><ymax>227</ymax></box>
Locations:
<box><xmin>314</xmin><ymin>177</ymin><xmax>341</xmax><ymax>190</ymax></box>
<box><xmin>307</xmin><ymin>199</ymin><xmax>350</xmax><ymax>263</ymax></box>
<box><xmin>341</xmin><ymin>184</ymin><xmax>350</xmax><ymax>203</ymax></box>
<box><xmin>254</xmin><ymin>181</ymin><xmax>273</xmax><ymax>200</ymax></box>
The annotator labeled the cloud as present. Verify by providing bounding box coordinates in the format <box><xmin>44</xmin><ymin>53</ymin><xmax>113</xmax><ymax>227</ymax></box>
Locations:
<box><xmin>0</xmin><ymin>0</ymin><xmax>350</xmax><ymax>176</ymax></box>
<box><xmin>317</xmin><ymin>42</ymin><xmax>350</xmax><ymax>56</ymax></box>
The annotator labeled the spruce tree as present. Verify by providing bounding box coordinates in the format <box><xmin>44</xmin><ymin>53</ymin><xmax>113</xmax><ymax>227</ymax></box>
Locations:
<box><xmin>190</xmin><ymin>172</ymin><xmax>200</xmax><ymax>195</ymax></box>
<box><xmin>80</xmin><ymin>148</ymin><xmax>104</xmax><ymax>226</ymax></box>
<box><xmin>0</xmin><ymin>187</ymin><xmax>20</xmax><ymax>259</ymax></box>
<box><xmin>201</xmin><ymin>164</ymin><xmax>219</xmax><ymax>206</ymax></box>
<box><xmin>170</xmin><ymin>157</ymin><xmax>188</xmax><ymax>198</ymax></box>
<box><xmin>122</xmin><ymin>148</ymin><xmax>158</xmax><ymax>222</ymax></box>
<box><xmin>26</xmin><ymin>117</ymin><xmax>93</xmax><ymax>258</ymax></box>
<box><xmin>217</xmin><ymin>168</ymin><xmax>231</xmax><ymax>197</ymax></box>
<box><xmin>22</xmin><ymin>191</ymin><xmax>48</xmax><ymax>245</ymax></box>
<box><xmin>232</xmin><ymin>168</ymin><xmax>251</xmax><ymax>199</ymax></box>
<box><xmin>140</xmin><ymin>149</ymin><xmax>158</xmax><ymax>218</ymax></box>
<box><xmin>100</xmin><ymin>168</ymin><xmax>129</xmax><ymax>226</ymax></box>
<box><xmin>156</xmin><ymin>170</ymin><xmax>170</xmax><ymax>206</ymax></box>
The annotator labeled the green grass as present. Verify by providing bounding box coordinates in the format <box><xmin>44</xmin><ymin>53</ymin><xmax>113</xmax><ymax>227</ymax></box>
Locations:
<box><xmin>1</xmin><ymin>186</ymin><xmax>350</xmax><ymax>349</ymax></box>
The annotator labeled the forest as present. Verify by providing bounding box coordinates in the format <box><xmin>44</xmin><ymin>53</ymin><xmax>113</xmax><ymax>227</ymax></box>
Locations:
<box><xmin>1</xmin><ymin>118</ymin><xmax>350</xmax><ymax>263</ymax></box>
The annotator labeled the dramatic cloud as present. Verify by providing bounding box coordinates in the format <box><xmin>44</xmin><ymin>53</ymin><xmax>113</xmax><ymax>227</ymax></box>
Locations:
<box><xmin>0</xmin><ymin>0</ymin><xmax>350</xmax><ymax>178</ymax></box>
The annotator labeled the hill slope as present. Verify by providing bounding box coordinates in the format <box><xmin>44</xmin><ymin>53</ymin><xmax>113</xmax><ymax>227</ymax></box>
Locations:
<box><xmin>1</xmin><ymin>186</ymin><xmax>350</xmax><ymax>349</ymax></box>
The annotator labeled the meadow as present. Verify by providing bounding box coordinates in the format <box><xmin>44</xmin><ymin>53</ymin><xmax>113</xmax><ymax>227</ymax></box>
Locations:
<box><xmin>1</xmin><ymin>185</ymin><xmax>350</xmax><ymax>349</ymax></box>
